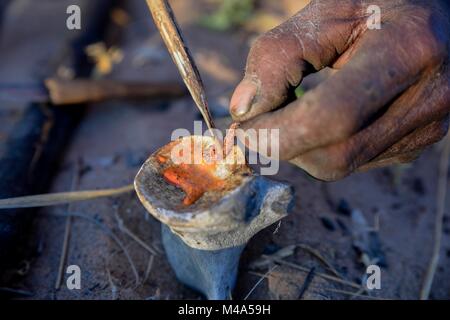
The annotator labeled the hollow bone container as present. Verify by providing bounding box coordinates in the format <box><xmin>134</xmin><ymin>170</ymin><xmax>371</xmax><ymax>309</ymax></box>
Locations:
<box><xmin>134</xmin><ymin>136</ymin><xmax>294</xmax><ymax>299</ymax></box>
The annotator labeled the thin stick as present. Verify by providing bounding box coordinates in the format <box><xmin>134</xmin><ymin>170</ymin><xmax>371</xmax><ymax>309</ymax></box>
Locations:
<box><xmin>55</xmin><ymin>162</ymin><xmax>81</xmax><ymax>289</ymax></box>
<box><xmin>142</xmin><ymin>254</ymin><xmax>155</xmax><ymax>285</ymax></box>
<box><xmin>50</xmin><ymin>211</ymin><xmax>140</xmax><ymax>287</ymax></box>
<box><xmin>420</xmin><ymin>134</ymin><xmax>450</xmax><ymax>299</ymax></box>
<box><xmin>0</xmin><ymin>184</ymin><xmax>134</xmax><ymax>209</ymax></box>
<box><xmin>260</xmin><ymin>255</ymin><xmax>362</xmax><ymax>290</ymax></box>
<box><xmin>296</xmin><ymin>244</ymin><xmax>343</xmax><ymax>279</ymax></box>
<box><xmin>349</xmin><ymin>286</ymin><xmax>369</xmax><ymax>300</ymax></box>
<box><xmin>244</xmin><ymin>265</ymin><xmax>278</xmax><ymax>300</ymax></box>
<box><xmin>272</xmin><ymin>221</ymin><xmax>281</xmax><ymax>234</ymax></box>
<box><xmin>0</xmin><ymin>287</ymin><xmax>33</xmax><ymax>297</ymax></box>
<box><xmin>298</xmin><ymin>267</ymin><xmax>315</xmax><ymax>299</ymax></box>
<box><xmin>145</xmin><ymin>0</ymin><xmax>216</xmax><ymax>132</ymax></box>
<box><xmin>322</xmin><ymin>288</ymin><xmax>388</xmax><ymax>300</ymax></box>
<box><xmin>249</xmin><ymin>270</ymin><xmax>375</xmax><ymax>300</ymax></box>
<box><xmin>106</xmin><ymin>268</ymin><xmax>118</xmax><ymax>300</ymax></box>
<box><xmin>55</xmin><ymin>216</ymin><xmax>73</xmax><ymax>289</ymax></box>
<box><xmin>114</xmin><ymin>209</ymin><xmax>160</xmax><ymax>256</ymax></box>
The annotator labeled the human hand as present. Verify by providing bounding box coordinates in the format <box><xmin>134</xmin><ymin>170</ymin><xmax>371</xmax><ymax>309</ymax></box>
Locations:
<box><xmin>230</xmin><ymin>0</ymin><xmax>449</xmax><ymax>181</ymax></box>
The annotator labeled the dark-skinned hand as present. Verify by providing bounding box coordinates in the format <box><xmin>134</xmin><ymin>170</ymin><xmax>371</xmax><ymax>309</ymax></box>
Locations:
<box><xmin>230</xmin><ymin>0</ymin><xmax>450</xmax><ymax>181</ymax></box>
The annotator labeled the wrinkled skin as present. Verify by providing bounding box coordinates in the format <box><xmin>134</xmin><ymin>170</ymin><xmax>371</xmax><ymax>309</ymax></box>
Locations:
<box><xmin>230</xmin><ymin>0</ymin><xmax>450</xmax><ymax>181</ymax></box>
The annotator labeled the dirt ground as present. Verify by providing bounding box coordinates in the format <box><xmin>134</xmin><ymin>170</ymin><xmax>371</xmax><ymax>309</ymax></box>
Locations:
<box><xmin>1</xmin><ymin>0</ymin><xmax>449</xmax><ymax>300</ymax></box>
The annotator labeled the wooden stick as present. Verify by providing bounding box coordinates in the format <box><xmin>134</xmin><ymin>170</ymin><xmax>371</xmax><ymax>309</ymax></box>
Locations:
<box><xmin>420</xmin><ymin>134</ymin><xmax>450</xmax><ymax>299</ymax></box>
<box><xmin>296</xmin><ymin>244</ymin><xmax>343</xmax><ymax>279</ymax></box>
<box><xmin>0</xmin><ymin>184</ymin><xmax>134</xmax><ymax>209</ymax></box>
<box><xmin>322</xmin><ymin>288</ymin><xmax>388</xmax><ymax>300</ymax></box>
<box><xmin>142</xmin><ymin>255</ymin><xmax>155</xmax><ymax>285</ymax></box>
<box><xmin>297</xmin><ymin>267</ymin><xmax>316</xmax><ymax>299</ymax></box>
<box><xmin>145</xmin><ymin>0</ymin><xmax>216</xmax><ymax>132</ymax></box>
<box><xmin>0</xmin><ymin>287</ymin><xmax>33</xmax><ymax>297</ymax></box>
<box><xmin>244</xmin><ymin>265</ymin><xmax>278</xmax><ymax>300</ymax></box>
<box><xmin>114</xmin><ymin>208</ymin><xmax>160</xmax><ymax>256</ymax></box>
<box><xmin>260</xmin><ymin>255</ymin><xmax>362</xmax><ymax>290</ymax></box>
<box><xmin>45</xmin><ymin>78</ymin><xmax>187</xmax><ymax>105</ymax></box>
<box><xmin>55</xmin><ymin>162</ymin><xmax>81</xmax><ymax>290</ymax></box>
<box><xmin>106</xmin><ymin>268</ymin><xmax>118</xmax><ymax>300</ymax></box>
<box><xmin>52</xmin><ymin>211</ymin><xmax>140</xmax><ymax>287</ymax></box>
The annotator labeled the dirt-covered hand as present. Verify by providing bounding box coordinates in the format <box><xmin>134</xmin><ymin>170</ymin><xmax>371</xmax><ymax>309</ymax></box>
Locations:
<box><xmin>229</xmin><ymin>0</ymin><xmax>450</xmax><ymax>181</ymax></box>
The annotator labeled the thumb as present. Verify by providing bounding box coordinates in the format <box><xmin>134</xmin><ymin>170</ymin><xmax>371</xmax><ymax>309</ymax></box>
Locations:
<box><xmin>230</xmin><ymin>1</ymin><xmax>361</xmax><ymax>122</ymax></box>
<box><xmin>230</xmin><ymin>32</ymin><xmax>307</xmax><ymax>122</ymax></box>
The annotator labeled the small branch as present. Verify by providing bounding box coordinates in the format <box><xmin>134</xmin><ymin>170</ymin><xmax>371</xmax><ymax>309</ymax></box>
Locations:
<box><xmin>259</xmin><ymin>255</ymin><xmax>362</xmax><ymax>290</ymax></box>
<box><xmin>244</xmin><ymin>265</ymin><xmax>278</xmax><ymax>300</ymax></box>
<box><xmin>55</xmin><ymin>161</ymin><xmax>81</xmax><ymax>290</ymax></box>
<box><xmin>54</xmin><ymin>216</ymin><xmax>73</xmax><ymax>290</ymax></box>
<box><xmin>106</xmin><ymin>268</ymin><xmax>118</xmax><ymax>300</ymax></box>
<box><xmin>420</xmin><ymin>134</ymin><xmax>450</xmax><ymax>299</ymax></box>
<box><xmin>297</xmin><ymin>267</ymin><xmax>315</xmax><ymax>299</ymax></box>
<box><xmin>272</xmin><ymin>221</ymin><xmax>281</xmax><ymax>234</ymax></box>
<box><xmin>142</xmin><ymin>254</ymin><xmax>155</xmax><ymax>285</ymax></box>
<box><xmin>0</xmin><ymin>287</ymin><xmax>34</xmax><ymax>297</ymax></box>
<box><xmin>50</xmin><ymin>211</ymin><xmax>140</xmax><ymax>287</ymax></box>
<box><xmin>349</xmin><ymin>286</ymin><xmax>369</xmax><ymax>300</ymax></box>
<box><xmin>0</xmin><ymin>184</ymin><xmax>134</xmax><ymax>209</ymax></box>
<box><xmin>296</xmin><ymin>244</ymin><xmax>343</xmax><ymax>279</ymax></box>
<box><xmin>322</xmin><ymin>288</ymin><xmax>388</xmax><ymax>300</ymax></box>
<box><xmin>114</xmin><ymin>209</ymin><xmax>160</xmax><ymax>256</ymax></box>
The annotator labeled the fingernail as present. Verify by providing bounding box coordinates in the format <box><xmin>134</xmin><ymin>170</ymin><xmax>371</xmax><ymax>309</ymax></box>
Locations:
<box><xmin>231</xmin><ymin>81</ymin><xmax>257</xmax><ymax>117</ymax></box>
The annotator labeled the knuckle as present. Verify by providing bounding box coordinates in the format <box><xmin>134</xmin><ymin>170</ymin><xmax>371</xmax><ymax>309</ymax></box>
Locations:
<box><xmin>327</xmin><ymin>146</ymin><xmax>355</xmax><ymax>178</ymax></box>
<box><xmin>328</xmin><ymin>115</ymin><xmax>357</xmax><ymax>141</ymax></box>
<box><xmin>410</xmin><ymin>26</ymin><xmax>448</xmax><ymax>66</ymax></box>
<box><xmin>394</xmin><ymin>7</ymin><xmax>449</xmax><ymax>67</ymax></box>
<box><xmin>299</xmin><ymin>92</ymin><xmax>357</xmax><ymax>147</ymax></box>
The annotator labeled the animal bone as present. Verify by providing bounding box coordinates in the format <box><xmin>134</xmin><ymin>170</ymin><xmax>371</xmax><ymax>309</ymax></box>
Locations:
<box><xmin>161</xmin><ymin>224</ymin><xmax>245</xmax><ymax>299</ymax></box>
<box><xmin>134</xmin><ymin>135</ymin><xmax>294</xmax><ymax>298</ymax></box>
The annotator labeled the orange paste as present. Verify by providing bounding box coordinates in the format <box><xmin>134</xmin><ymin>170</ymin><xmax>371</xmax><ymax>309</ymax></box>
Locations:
<box><xmin>156</xmin><ymin>140</ymin><xmax>228</xmax><ymax>206</ymax></box>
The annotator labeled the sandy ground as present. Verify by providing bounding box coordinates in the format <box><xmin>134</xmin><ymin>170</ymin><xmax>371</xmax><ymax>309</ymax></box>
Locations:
<box><xmin>1</xmin><ymin>0</ymin><xmax>449</xmax><ymax>300</ymax></box>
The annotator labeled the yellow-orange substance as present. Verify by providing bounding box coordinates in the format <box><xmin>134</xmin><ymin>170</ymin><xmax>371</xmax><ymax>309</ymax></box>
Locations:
<box><xmin>161</xmin><ymin>162</ymin><xmax>225</xmax><ymax>205</ymax></box>
<box><xmin>155</xmin><ymin>138</ymin><xmax>240</xmax><ymax>206</ymax></box>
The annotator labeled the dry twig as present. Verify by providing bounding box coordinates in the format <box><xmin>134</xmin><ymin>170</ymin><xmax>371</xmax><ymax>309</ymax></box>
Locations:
<box><xmin>297</xmin><ymin>267</ymin><xmax>316</xmax><ymax>299</ymax></box>
<box><xmin>106</xmin><ymin>268</ymin><xmax>118</xmax><ymax>300</ymax></box>
<box><xmin>0</xmin><ymin>287</ymin><xmax>33</xmax><ymax>297</ymax></box>
<box><xmin>50</xmin><ymin>211</ymin><xmax>140</xmax><ymax>287</ymax></box>
<box><xmin>244</xmin><ymin>265</ymin><xmax>278</xmax><ymax>300</ymax></box>
<box><xmin>259</xmin><ymin>255</ymin><xmax>362</xmax><ymax>290</ymax></box>
<box><xmin>420</xmin><ymin>134</ymin><xmax>450</xmax><ymax>299</ymax></box>
<box><xmin>322</xmin><ymin>288</ymin><xmax>388</xmax><ymax>300</ymax></box>
<box><xmin>0</xmin><ymin>184</ymin><xmax>134</xmax><ymax>209</ymax></box>
<box><xmin>55</xmin><ymin>162</ymin><xmax>81</xmax><ymax>290</ymax></box>
<box><xmin>296</xmin><ymin>244</ymin><xmax>343</xmax><ymax>279</ymax></box>
<box><xmin>114</xmin><ymin>209</ymin><xmax>160</xmax><ymax>256</ymax></box>
<box><xmin>142</xmin><ymin>254</ymin><xmax>155</xmax><ymax>285</ymax></box>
